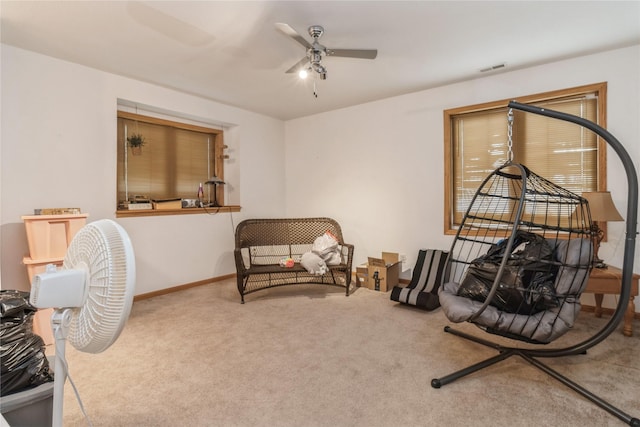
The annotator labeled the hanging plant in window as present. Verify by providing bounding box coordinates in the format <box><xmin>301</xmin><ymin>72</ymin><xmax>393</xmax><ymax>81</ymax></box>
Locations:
<box><xmin>127</xmin><ymin>133</ymin><xmax>146</xmax><ymax>156</ymax></box>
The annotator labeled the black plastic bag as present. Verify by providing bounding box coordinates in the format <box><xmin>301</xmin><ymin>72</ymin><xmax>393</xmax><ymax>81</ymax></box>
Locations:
<box><xmin>0</xmin><ymin>290</ymin><xmax>53</xmax><ymax>396</ymax></box>
<box><xmin>1</xmin><ymin>290</ymin><xmax>37</xmax><ymax>343</ymax></box>
<box><xmin>457</xmin><ymin>231</ymin><xmax>559</xmax><ymax>314</ymax></box>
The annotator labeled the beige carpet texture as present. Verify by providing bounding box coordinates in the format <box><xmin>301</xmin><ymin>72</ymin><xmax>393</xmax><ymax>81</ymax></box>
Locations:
<box><xmin>59</xmin><ymin>279</ymin><xmax>640</xmax><ymax>427</ymax></box>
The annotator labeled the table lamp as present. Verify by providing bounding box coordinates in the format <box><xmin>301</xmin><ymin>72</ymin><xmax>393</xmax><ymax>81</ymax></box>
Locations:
<box><xmin>204</xmin><ymin>176</ymin><xmax>225</xmax><ymax>207</ymax></box>
<box><xmin>582</xmin><ymin>191</ymin><xmax>623</xmax><ymax>268</ymax></box>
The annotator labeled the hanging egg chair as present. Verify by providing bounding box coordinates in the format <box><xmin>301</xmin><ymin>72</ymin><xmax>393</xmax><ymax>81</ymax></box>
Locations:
<box><xmin>433</xmin><ymin>101</ymin><xmax>639</xmax><ymax>426</ymax></box>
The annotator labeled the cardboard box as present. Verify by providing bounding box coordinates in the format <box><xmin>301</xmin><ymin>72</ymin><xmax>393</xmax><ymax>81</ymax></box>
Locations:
<box><xmin>152</xmin><ymin>198</ymin><xmax>182</xmax><ymax>210</ymax></box>
<box><xmin>34</xmin><ymin>208</ymin><xmax>81</xmax><ymax>215</ymax></box>
<box><xmin>355</xmin><ymin>264</ymin><xmax>368</xmax><ymax>287</ymax></box>
<box><xmin>123</xmin><ymin>202</ymin><xmax>152</xmax><ymax>210</ymax></box>
<box><xmin>364</xmin><ymin>252</ymin><xmax>400</xmax><ymax>292</ymax></box>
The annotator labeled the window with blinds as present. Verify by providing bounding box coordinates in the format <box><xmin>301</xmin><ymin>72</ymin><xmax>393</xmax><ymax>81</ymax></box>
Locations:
<box><xmin>445</xmin><ymin>83</ymin><xmax>606</xmax><ymax>233</ymax></box>
<box><xmin>116</xmin><ymin>112</ymin><xmax>224</xmax><ymax>212</ymax></box>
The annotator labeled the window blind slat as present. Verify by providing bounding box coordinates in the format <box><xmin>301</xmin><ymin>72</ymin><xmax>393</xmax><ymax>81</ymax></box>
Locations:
<box><xmin>117</xmin><ymin>116</ymin><xmax>219</xmax><ymax>206</ymax></box>
<box><xmin>450</xmin><ymin>93</ymin><xmax>599</xmax><ymax>227</ymax></box>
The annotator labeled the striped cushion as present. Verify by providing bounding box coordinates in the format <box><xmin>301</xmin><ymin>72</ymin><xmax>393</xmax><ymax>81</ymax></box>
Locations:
<box><xmin>390</xmin><ymin>249</ymin><xmax>448</xmax><ymax>310</ymax></box>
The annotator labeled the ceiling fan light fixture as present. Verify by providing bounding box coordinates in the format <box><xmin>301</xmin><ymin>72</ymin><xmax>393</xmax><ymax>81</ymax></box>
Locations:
<box><xmin>312</xmin><ymin>63</ymin><xmax>327</xmax><ymax>80</ymax></box>
<box><xmin>276</xmin><ymin>23</ymin><xmax>376</xmax><ymax>83</ymax></box>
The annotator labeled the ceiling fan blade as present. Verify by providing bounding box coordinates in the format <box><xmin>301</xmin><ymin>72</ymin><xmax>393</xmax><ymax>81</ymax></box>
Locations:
<box><xmin>275</xmin><ymin>23</ymin><xmax>312</xmax><ymax>49</ymax></box>
<box><xmin>285</xmin><ymin>56</ymin><xmax>310</xmax><ymax>74</ymax></box>
<box><xmin>326</xmin><ymin>49</ymin><xmax>378</xmax><ymax>59</ymax></box>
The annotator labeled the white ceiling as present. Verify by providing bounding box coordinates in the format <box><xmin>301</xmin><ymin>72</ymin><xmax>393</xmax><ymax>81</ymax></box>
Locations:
<box><xmin>1</xmin><ymin>1</ymin><xmax>639</xmax><ymax>120</ymax></box>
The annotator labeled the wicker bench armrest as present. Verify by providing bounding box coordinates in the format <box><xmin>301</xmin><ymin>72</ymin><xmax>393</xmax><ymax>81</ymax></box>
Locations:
<box><xmin>341</xmin><ymin>243</ymin><xmax>355</xmax><ymax>270</ymax></box>
<box><xmin>234</xmin><ymin>248</ymin><xmax>248</xmax><ymax>273</ymax></box>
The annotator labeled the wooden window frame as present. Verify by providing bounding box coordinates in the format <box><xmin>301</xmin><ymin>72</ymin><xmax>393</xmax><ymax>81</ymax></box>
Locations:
<box><xmin>116</xmin><ymin>111</ymin><xmax>239</xmax><ymax>217</ymax></box>
<box><xmin>444</xmin><ymin>82</ymin><xmax>607</xmax><ymax>235</ymax></box>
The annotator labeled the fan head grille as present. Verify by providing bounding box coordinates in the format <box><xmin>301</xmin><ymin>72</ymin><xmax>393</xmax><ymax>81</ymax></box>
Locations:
<box><xmin>64</xmin><ymin>220</ymin><xmax>136</xmax><ymax>353</ymax></box>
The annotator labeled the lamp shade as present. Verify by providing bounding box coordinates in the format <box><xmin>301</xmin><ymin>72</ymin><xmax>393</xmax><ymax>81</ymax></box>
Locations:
<box><xmin>205</xmin><ymin>176</ymin><xmax>225</xmax><ymax>185</ymax></box>
<box><xmin>582</xmin><ymin>191</ymin><xmax>624</xmax><ymax>222</ymax></box>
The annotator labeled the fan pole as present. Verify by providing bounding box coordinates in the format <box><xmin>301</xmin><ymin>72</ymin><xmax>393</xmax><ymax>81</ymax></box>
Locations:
<box><xmin>51</xmin><ymin>309</ymin><xmax>73</xmax><ymax>427</ymax></box>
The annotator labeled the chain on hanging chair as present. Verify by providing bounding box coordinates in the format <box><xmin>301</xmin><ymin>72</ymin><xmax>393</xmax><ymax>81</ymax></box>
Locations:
<box><xmin>433</xmin><ymin>101</ymin><xmax>639</xmax><ymax>426</ymax></box>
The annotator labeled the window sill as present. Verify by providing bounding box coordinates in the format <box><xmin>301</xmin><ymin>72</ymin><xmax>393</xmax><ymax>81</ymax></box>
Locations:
<box><xmin>116</xmin><ymin>205</ymin><xmax>241</xmax><ymax>218</ymax></box>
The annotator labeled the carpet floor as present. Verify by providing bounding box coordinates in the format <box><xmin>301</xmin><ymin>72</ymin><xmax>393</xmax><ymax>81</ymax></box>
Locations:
<box><xmin>59</xmin><ymin>279</ymin><xmax>640</xmax><ymax>426</ymax></box>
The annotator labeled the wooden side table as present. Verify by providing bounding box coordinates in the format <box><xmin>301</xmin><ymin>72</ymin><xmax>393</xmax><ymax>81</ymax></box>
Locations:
<box><xmin>584</xmin><ymin>266</ymin><xmax>639</xmax><ymax>337</ymax></box>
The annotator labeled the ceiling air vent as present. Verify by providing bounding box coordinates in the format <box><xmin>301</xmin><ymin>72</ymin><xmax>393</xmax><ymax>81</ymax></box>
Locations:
<box><xmin>480</xmin><ymin>63</ymin><xmax>506</xmax><ymax>73</ymax></box>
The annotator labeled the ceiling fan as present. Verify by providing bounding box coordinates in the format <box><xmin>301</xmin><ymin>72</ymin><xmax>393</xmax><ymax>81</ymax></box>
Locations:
<box><xmin>276</xmin><ymin>23</ymin><xmax>377</xmax><ymax>80</ymax></box>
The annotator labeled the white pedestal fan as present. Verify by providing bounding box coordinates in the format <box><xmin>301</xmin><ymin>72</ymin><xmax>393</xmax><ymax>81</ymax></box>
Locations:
<box><xmin>30</xmin><ymin>219</ymin><xmax>136</xmax><ymax>427</ymax></box>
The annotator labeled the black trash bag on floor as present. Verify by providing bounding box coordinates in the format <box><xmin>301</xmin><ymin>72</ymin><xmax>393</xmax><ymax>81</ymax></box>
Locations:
<box><xmin>0</xmin><ymin>290</ymin><xmax>54</xmax><ymax>396</ymax></box>
<box><xmin>457</xmin><ymin>231</ymin><xmax>559</xmax><ymax>315</ymax></box>
<box><xmin>1</xmin><ymin>290</ymin><xmax>37</xmax><ymax>342</ymax></box>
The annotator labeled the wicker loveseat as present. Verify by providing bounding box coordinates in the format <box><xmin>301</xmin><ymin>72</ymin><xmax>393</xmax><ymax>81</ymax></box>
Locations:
<box><xmin>234</xmin><ymin>217</ymin><xmax>354</xmax><ymax>303</ymax></box>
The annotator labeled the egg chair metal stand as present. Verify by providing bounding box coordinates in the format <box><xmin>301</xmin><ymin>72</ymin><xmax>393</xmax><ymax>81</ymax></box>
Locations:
<box><xmin>432</xmin><ymin>101</ymin><xmax>638</xmax><ymax>426</ymax></box>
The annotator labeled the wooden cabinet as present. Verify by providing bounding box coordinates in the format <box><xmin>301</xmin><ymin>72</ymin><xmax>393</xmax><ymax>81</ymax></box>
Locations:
<box><xmin>22</xmin><ymin>214</ymin><xmax>88</xmax><ymax>344</ymax></box>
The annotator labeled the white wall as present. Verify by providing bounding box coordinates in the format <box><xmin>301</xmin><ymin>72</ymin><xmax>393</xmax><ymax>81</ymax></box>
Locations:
<box><xmin>3</xmin><ymin>43</ymin><xmax>638</xmax><ymax>311</ymax></box>
<box><xmin>285</xmin><ymin>45</ymin><xmax>640</xmax><ymax>310</ymax></box>
<box><xmin>1</xmin><ymin>44</ymin><xmax>286</xmax><ymax>295</ymax></box>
